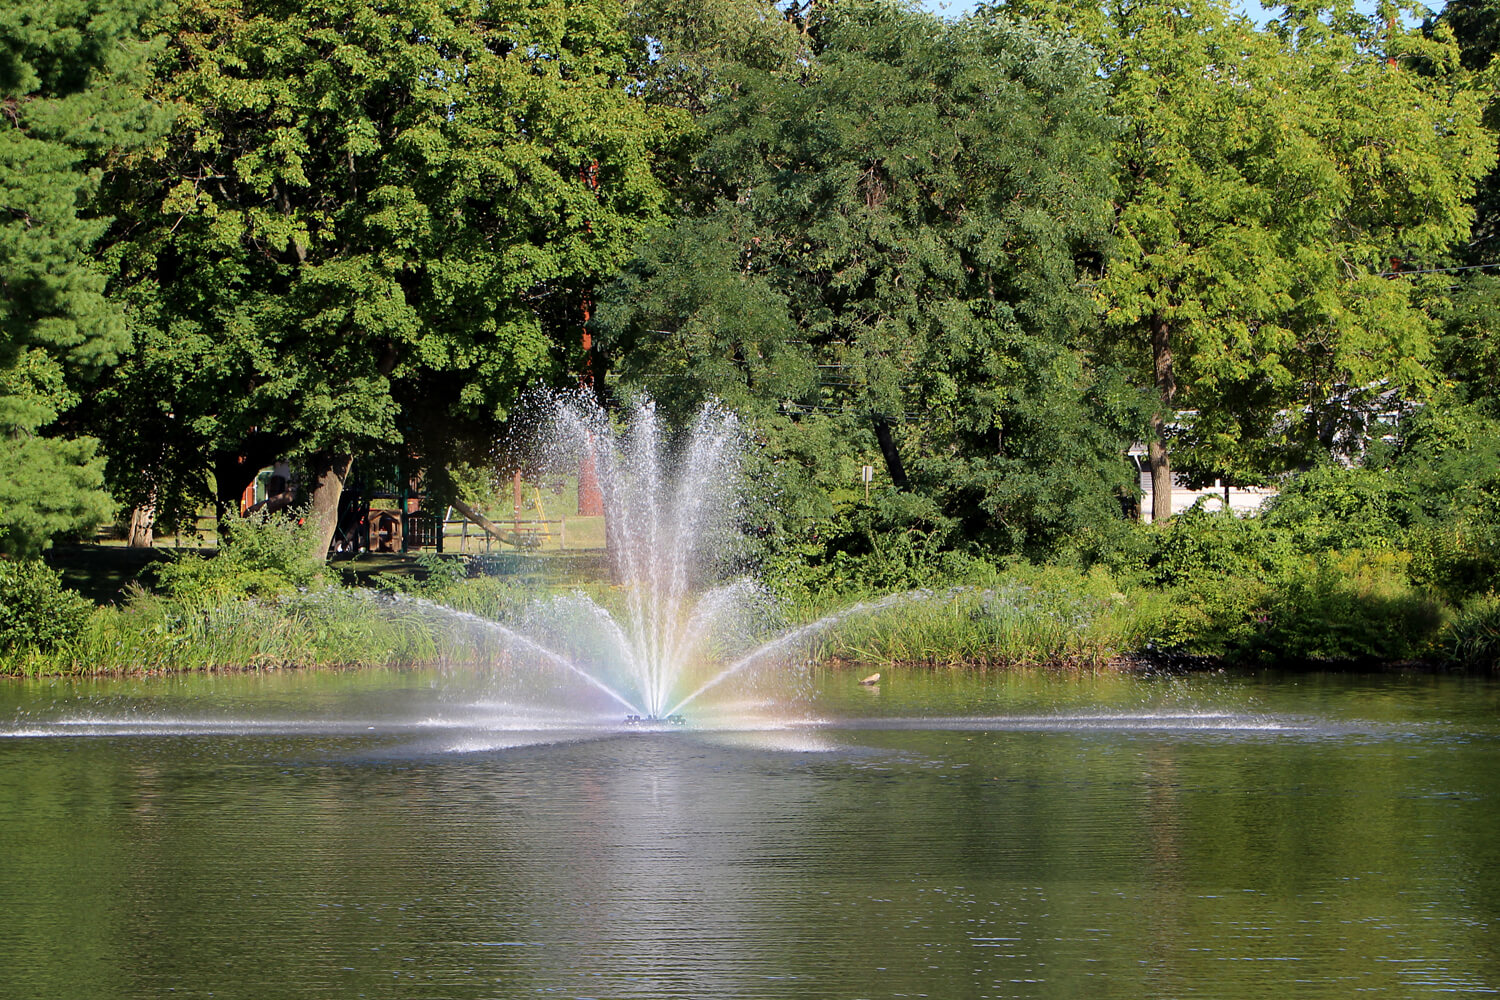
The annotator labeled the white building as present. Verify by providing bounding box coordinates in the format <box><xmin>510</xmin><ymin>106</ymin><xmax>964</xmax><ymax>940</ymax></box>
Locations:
<box><xmin>1127</xmin><ymin>446</ymin><xmax>1277</xmax><ymax>522</ymax></box>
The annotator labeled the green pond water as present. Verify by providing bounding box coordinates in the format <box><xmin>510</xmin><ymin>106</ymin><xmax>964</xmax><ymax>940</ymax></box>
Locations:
<box><xmin>2</xmin><ymin>666</ymin><xmax>1498</xmax><ymax>998</ymax></box>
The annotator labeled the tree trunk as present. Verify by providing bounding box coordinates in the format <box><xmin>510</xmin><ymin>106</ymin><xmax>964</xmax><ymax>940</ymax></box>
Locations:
<box><xmin>1149</xmin><ymin>313</ymin><xmax>1176</xmax><ymax>524</ymax></box>
<box><xmin>1148</xmin><ymin>434</ymin><xmax>1172</xmax><ymax>523</ymax></box>
<box><xmin>872</xmin><ymin>415</ymin><xmax>909</xmax><ymax>492</ymax></box>
<box><xmin>126</xmin><ymin>494</ymin><xmax>156</xmax><ymax>548</ymax></box>
<box><xmin>306</xmin><ymin>451</ymin><xmax>353</xmax><ymax>561</ymax></box>
<box><xmin>577</xmin><ymin>450</ymin><xmax>604</xmax><ymax>516</ymax></box>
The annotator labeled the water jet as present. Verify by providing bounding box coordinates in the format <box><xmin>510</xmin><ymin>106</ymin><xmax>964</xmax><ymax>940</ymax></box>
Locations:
<box><xmin>422</xmin><ymin>394</ymin><xmax>897</xmax><ymax>729</ymax></box>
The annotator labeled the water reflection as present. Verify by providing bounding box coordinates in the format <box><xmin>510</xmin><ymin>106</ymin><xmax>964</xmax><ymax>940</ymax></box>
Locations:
<box><xmin>1</xmin><ymin>669</ymin><xmax>1497</xmax><ymax>998</ymax></box>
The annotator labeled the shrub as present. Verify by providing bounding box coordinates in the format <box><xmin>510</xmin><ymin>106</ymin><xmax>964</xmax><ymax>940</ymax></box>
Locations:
<box><xmin>1156</xmin><ymin>548</ymin><xmax>1443</xmax><ymax>663</ymax></box>
<box><xmin>154</xmin><ymin>510</ymin><xmax>326</xmax><ymax>605</ymax></box>
<box><xmin>1441</xmin><ymin>592</ymin><xmax>1500</xmax><ymax>670</ymax></box>
<box><xmin>1407</xmin><ymin>513</ymin><xmax>1500</xmax><ymax>602</ymax></box>
<box><xmin>767</xmin><ymin>492</ymin><xmax>965</xmax><ymax>597</ymax></box>
<box><xmin>418</xmin><ymin>569</ymin><xmax>537</xmax><ymax>622</ymax></box>
<box><xmin>1153</xmin><ymin>572</ymin><xmax>1272</xmax><ymax>656</ymax></box>
<box><xmin>1146</xmin><ymin>503</ymin><xmax>1295</xmax><ymax>587</ymax></box>
<box><xmin>415</xmin><ymin>552</ymin><xmax>469</xmax><ymax>589</ymax></box>
<box><xmin>1256</xmin><ymin>549</ymin><xmax>1444</xmax><ymax>663</ymax></box>
<box><xmin>367</xmin><ymin>552</ymin><xmax>471</xmax><ymax>595</ymax></box>
<box><xmin>0</xmin><ymin>559</ymin><xmax>92</xmax><ymax>651</ymax></box>
<box><xmin>1259</xmin><ymin>465</ymin><xmax>1410</xmax><ymax>551</ymax></box>
<box><xmin>1392</xmin><ymin>401</ymin><xmax>1500</xmax><ymax>524</ymax></box>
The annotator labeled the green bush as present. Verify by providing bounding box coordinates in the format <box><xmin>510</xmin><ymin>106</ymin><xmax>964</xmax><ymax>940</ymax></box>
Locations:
<box><xmin>154</xmin><ymin>510</ymin><xmax>326</xmax><ymax>605</ymax></box>
<box><xmin>1406</xmin><ymin>504</ymin><xmax>1500</xmax><ymax>601</ymax></box>
<box><xmin>1441</xmin><ymin>592</ymin><xmax>1500</xmax><ymax>670</ymax></box>
<box><xmin>1146</xmin><ymin>503</ymin><xmax>1294</xmax><ymax>587</ymax></box>
<box><xmin>1391</xmin><ymin>401</ymin><xmax>1500</xmax><ymax>524</ymax></box>
<box><xmin>1156</xmin><ymin>548</ymin><xmax>1443</xmax><ymax>663</ymax></box>
<box><xmin>415</xmin><ymin>552</ymin><xmax>469</xmax><ymax>589</ymax></box>
<box><xmin>418</xmin><ymin>570</ymin><xmax>537</xmax><ymax>621</ymax></box>
<box><xmin>765</xmin><ymin>492</ymin><xmax>969</xmax><ymax>597</ymax></box>
<box><xmin>1257</xmin><ymin>550</ymin><xmax>1444</xmax><ymax>663</ymax></box>
<box><xmin>1154</xmin><ymin>573</ymin><xmax>1272</xmax><ymax>656</ymax></box>
<box><xmin>367</xmin><ymin>552</ymin><xmax>472</xmax><ymax>595</ymax></box>
<box><xmin>0</xmin><ymin>559</ymin><xmax>92</xmax><ymax>651</ymax></box>
<box><xmin>1259</xmin><ymin>465</ymin><xmax>1410</xmax><ymax>551</ymax></box>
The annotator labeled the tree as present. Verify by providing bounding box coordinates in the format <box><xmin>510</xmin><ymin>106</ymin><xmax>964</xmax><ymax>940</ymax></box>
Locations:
<box><xmin>597</xmin><ymin>1</ymin><xmax>1138</xmax><ymax>560</ymax></box>
<box><xmin>1428</xmin><ymin>2</ymin><xmax>1500</xmax><ymax>422</ymax></box>
<box><xmin>1001</xmin><ymin>0</ymin><xmax>1493</xmax><ymax>520</ymax></box>
<box><xmin>0</xmin><ymin>0</ymin><xmax>164</xmax><ymax>556</ymax></box>
<box><xmin>1438</xmin><ymin>0</ymin><xmax>1500</xmax><ymax>263</ymax></box>
<box><xmin>102</xmin><ymin>0</ymin><xmax>679</xmax><ymax>557</ymax></box>
<box><xmin>622</xmin><ymin>0</ymin><xmax>811</xmax><ymax>117</ymax></box>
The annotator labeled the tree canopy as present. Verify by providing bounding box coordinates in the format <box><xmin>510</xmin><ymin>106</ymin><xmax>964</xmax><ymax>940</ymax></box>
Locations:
<box><xmin>99</xmin><ymin>0</ymin><xmax>680</xmax><ymax>550</ymax></box>
<box><xmin>999</xmin><ymin>0</ymin><xmax>1492</xmax><ymax>518</ymax></box>
<box><xmin>0</xmin><ymin>0</ymin><xmax>1496</xmax><ymax>564</ymax></box>
<box><xmin>598</xmin><ymin>0</ymin><xmax>1140</xmax><ymax>559</ymax></box>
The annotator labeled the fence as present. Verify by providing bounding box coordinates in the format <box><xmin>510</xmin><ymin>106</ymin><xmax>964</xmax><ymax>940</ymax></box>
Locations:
<box><xmin>445</xmin><ymin>517</ymin><xmax>573</xmax><ymax>553</ymax></box>
<box><xmin>174</xmin><ymin>511</ymin><xmax>595</xmax><ymax>555</ymax></box>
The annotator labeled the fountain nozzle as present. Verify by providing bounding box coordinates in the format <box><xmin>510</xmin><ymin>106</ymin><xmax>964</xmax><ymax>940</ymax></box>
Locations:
<box><xmin>624</xmin><ymin>715</ymin><xmax>687</xmax><ymax>727</ymax></box>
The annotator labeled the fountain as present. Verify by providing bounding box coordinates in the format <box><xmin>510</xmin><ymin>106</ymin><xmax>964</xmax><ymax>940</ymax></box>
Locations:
<box><xmin>434</xmin><ymin>393</ymin><xmax>848</xmax><ymax>729</ymax></box>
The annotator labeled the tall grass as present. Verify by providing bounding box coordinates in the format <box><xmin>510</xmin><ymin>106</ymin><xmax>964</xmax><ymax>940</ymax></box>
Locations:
<box><xmin>1442</xmin><ymin>593</ymin><xmax>1500</xmax><ymax>670</ymax></box>
<box><xmin>4</xmin><ymin>549</ymin><xmax>1493</xmax><ymax>678</ymax></box>
<box><xmin>0</xmin><ymin>588</ymin><xmax>451</xmax><ymax>677</ymax></box>
<box><xmin>804</xmin><ymin>565</ymin><xmax>1173</xmax><ymax>669</ymax></box>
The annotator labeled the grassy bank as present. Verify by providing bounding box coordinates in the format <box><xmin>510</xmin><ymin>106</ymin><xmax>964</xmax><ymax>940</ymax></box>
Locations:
<box><xmin>4</xmin><ymin>564</ymin><xmax>1169</xmax><ymax>678</ymax></box>
<box><xmin>4</xmin><ymin>547</ymin><xmax>1496</xmax><ymax>679</ymax></box>
<box><xmin>5</xmin><ymin>491</ymin><xmax>1500</xmax><ymax>677</ymax></box>
<box><xmin>799</xmin><ymin>566</ymin><xmax>1173</xmax><ymax>671</ymax></box>
<box><xmin>795</xmin><ymin>551</ymin><xmax>1500</xmax><ymax>674</ymax></box>
<box><xmin>0</xmin><ymin>590</ymin><xmax>442</xmax><ymax>677</ymax></box>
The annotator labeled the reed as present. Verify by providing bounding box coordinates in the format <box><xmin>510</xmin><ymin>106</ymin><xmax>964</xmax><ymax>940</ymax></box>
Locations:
<box><xmin>800</xmin><ymin>565</ymin><xmax>1173</xmax><ymax>669</ymax></box>
<box><xmin>1441</xmin><ymin>593</ymin><xmax>1500</xmax><ymax>670</ymax></box>
<box><xmin>0</xmin><ymin>588</ymin><xmax>450</xmax><ymax>677</ymax></box>
<box><xmin>5</xmin><ymin>555</ymin><xmax>1490</xmax><ymax>678</ymax></box>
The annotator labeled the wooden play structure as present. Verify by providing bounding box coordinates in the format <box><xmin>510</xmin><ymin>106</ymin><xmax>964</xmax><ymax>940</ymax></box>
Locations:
<box><xmin>332</xmin><ymin>463</ymin><xmax>443</xmax><ymax>555</ymax></box>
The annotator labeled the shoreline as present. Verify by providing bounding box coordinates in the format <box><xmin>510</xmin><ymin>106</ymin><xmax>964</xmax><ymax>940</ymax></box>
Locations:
<box><xmin>6</xmin><ymin>556</ymin><xmax>1495</xmax><ymax>678</ymax></box>
<box><xmin>6</xmin><ymin>650</ymin><xmax>1487</xmax><ymax>682</ymax></box>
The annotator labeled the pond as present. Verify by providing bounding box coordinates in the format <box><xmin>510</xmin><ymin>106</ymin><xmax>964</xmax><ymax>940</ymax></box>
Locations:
<box><xmin>2</xmin><ymin>666</ymin><xmax>1497</xmax><ymax>999</ymax></box>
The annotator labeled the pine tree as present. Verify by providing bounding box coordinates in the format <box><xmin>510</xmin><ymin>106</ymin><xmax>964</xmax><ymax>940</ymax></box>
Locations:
<box><xmin>0</xmin><ymin>0</ymin><xmax>164</xmax><ymax>555</ymax></box>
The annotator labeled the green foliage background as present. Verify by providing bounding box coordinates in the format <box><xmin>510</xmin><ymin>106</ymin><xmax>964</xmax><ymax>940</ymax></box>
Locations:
<box><xmin>4</xmin><ymin>0</ymin><xmax>1500</xmax><ymax>671</ymax></box>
